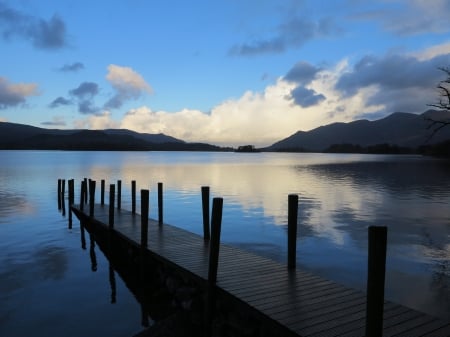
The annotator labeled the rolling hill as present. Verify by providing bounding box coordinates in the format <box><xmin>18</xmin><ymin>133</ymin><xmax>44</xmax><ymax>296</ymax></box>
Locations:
<box><xmin>267</xmin><ymin>110</ymin><xmax>450</xmax><ymax>152</ymax></box>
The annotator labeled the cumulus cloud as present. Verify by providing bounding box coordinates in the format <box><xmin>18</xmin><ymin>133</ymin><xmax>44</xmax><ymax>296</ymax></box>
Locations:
<box><xmin>68</xmin><ymin>82</ymin><xmax>100</xmax><ymax>114</ymax></box>
<box><xmin>335</xmin><ymin>52</ymin><xmax>450</xmax><ymax>113</ymax></box>
<box><xmin>0</xmin><ymin>1</ymin><xmax>68</xmax><ymax>49</ymax></box>
<box><xmin>104</xmin><ymin>64</ymin><xmax>153</xmax><ymax>109</ymax></box>
<box><xmin>74</xmin><ymin>111</ymin><xmax>119</xmax><ymax>130</ymax></box>
<box><xmin>0</xmin><ymin>76</ymin><xmax>39</xmax><ymax>109</ymax></box>
<box><xmin>230</xmin><ymin>16</ymin><xmax>339</xmax><ymax>56</ymax></box>
<box><xmin>58</xmin><ymin>62</ymin><xmax>84</xmax><ymax>72</ymax></box>
<box><xmin>74</xmin><ymin>44</ymin><xmax>450</xmax><ymax>147</ymax></box>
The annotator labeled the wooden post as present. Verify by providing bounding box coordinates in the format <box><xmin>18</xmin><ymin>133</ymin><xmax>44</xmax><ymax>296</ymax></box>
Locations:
<box><xmin>205</xmin><ymin>197</ymin><xmax>223</xmax><ymax>335</ymax></box>
<box><xmin>131</xmin><ymin>180</ymin><xmax>136</xmax><ymax>214</ymax></box>
<box><xmin>89</xmin><ymin>180</ymin><xmax>96</xmax><ymax>217</ymax></box>
<box><xmin>61</xmin><ymin>179</ymin><xmax>66</xmax><ymax>216</ymax></box>
<box><xmin>68</xmin><ymin>179</ymin><xmax>74</xmax><ymax>229</ymax></box>
<box><xmin>101</xmin><ymin>179</ymin><xmax>105</xmax><ymax>205</ymax></box>
<box><xmin>117</xmin><ymin>180</ymin><xmax>122</xmax><ymax>210</ymax></box>
<box><xmin>80</xmin><ymin>180</ymin><xmax>85</xmax><ymax>211</ymax></box>
<box><xmin>84</xmin><ymin>178</ymin><xmax>88</xmax><ymax>204</ymax></box>
<box><xmin>141</xmin><ymin>189</ymin><xmax>149</xmax><ymax>248</ymax></box>
<box><xmin>288</xmin><ymin>194</ymin><xmax>299</xmax><ymax>270</ymax></box>
<box><xmin>158</xmin><ymin>182</ymin><xmax>163</xmax><ymax>225</ymax></box>
<box><xmin>57</xmin><ymin>179</ymin><xmax>62</xmax><ymax>210</ymax></box>
<box><xmin>365</xmin><ymin>226</ymin><xmax>388</xmax><ymax>337</ymax></box>
<box><xmin>109</xmin><ymin>184</ymin><xmax>115</xmax><ymax>229</ymax></box>
<box><xmin>201</xmin><ymin>186</ymin><xmax>210</xmax><ymax>241</ymax></box>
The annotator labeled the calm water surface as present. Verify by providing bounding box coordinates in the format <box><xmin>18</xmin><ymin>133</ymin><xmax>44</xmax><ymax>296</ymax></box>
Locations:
<box><xmin>0</xmin><ymin>150</ymin><xmax>449</xmax><ymax>336</ymax></box>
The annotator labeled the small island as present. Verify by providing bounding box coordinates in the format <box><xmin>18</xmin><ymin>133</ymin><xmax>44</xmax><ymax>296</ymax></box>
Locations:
<box><xmin>235</xmin><ymin>145</ymin><xmax>260</xmax><ymax>152</ymax></box>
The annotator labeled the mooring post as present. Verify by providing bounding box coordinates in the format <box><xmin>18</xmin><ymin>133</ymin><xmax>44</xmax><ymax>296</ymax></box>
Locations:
<box><xmin>80</xmin><ymin>180</ymin><xmax>85</xmax><ymax>211</ymax></box>
<box><xmin>141</xmin><ymin>189</ymin><xmax>149</xmax><ymax>249</ymax></box>
<box><xmin>68</xmin><ymin>179</ymin><xmax>74</xmax><ymax>229</ymax></box>
<box><xmin>57</xmin><ymin>179</ymin><xmax>62</xmax><ymax>210</ymax></box>
<box><xmin>158</xmin><ymin>182</ymin><xmax>163</xmax><ymax>225</ymax></box>
<box><xmin>288</xmin><ymin>194</ymin><xmax>299</xmax><ymax>270</ymax></box>
<box><xmin>201</xmin><ymin>186</ymin><xmax>211</xmax><ymax>241</ymax></box>
<box><xmin>84</xmin><ymin>178</ymin><xmax>88</xmax><ymax>204</ymax></box>
<box><xmin>89</xmin><ymin>180</ymin><xmax>96</xmax><ymax>217</ymax></box>
<box><xmin>101</xmin><ymin>179</ymin><xmax>105</xmax><ymax>205</ymax></box>
<box><xmin>61</xmin><ymin>179</ymin><xmax>66</xmax><ymax>216</ymax></box>
<box><xmin>205</xmin><ymin>197</ymin><xmax>223</xmax><ymax>335</ymax></box>
<box><xmin>109</xmin><ymin>184</ymin><xmax>115</xmax><ymax>229</ymax></box>
<box><xmin>131</xmin><ymin>180</ymin><xmax>136</xmax><ymax>214</ymax></box>
<box><xmin>117</xmin><ymin>180</ymin><xmax>122</xmax><ymax>210</ymax></box>
<box><xmin>365</xmin><ymin>226</ymin><xmax>388</xmax><ymax>337</ymax></box>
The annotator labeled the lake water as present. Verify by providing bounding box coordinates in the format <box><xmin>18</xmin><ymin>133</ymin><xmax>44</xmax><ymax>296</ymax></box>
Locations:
<box><xmin>0</xmin><ymin>150</ymin><xmax>449</xmax><ymax>336</ymax></box>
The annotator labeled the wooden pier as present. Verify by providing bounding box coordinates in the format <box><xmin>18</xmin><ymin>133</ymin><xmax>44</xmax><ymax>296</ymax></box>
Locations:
<box><xmin>63</xmin><ymin>179</ymin><xmax>450</xmax><ymax>337</ymax></box>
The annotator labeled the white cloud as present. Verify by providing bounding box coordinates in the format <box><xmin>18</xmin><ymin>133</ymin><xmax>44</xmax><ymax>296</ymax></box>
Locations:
<box><xmin>412</xmin><ymin>41</ymin><xmax>450</xmax><ymax>61</ymax></box>
<box><xmin>74</xmin><ymin>111</ymin><xmax>119</xmax><ymax>130</ymax></box>
<box><xmin>0</xmin><ymin>77</ymin><xmax>39</xmax><ymax>108</ymax></box>
<box><xmin>104</xmin><ymin>64</ymin><xmax>153</xmax><ymax>109</ymax></box>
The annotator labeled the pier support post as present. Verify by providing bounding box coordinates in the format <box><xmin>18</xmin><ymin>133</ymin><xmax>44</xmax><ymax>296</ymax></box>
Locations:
<box><xmin>288</xmin><ymin>194</ymin><xmax>299</xmax><ymax>270</ymax></box>
<box><xmin>61</xmin><ymin>179</ymin><xmax>66</xmax><ymax>216</ymax></box>
<box><xmin>201</xmin><ymin>186</ymin><xmax>211</xmax><ymax>241</ymax></box>
<box><xmin>205</xmin><ymin>197</ymin><xmax>223</xmax><ymax>335</ymax></box>
<box><xmin>57</xmin><ymin>179</ymin><xmax>62</xmax><ymax>210</ymax></box>
<box><xmin>101</xmin><ymin>179</ymin><xmax>105</xmax><ymax>205</ymax></box>
<box><xmin>84</xmin><ymin>178</ymin><xmax>88</xmax><ymax>204</ymax></box>
<box><xmin>132</xmin><ymin>180</ymin><xmax>136</xmax><ymax>214</ymax></box>
<box><xmin>89</xmin><ymin>180</ymin><xmax>96</xmax><ymax>217</ymax></box>
<box><xmin>141</xmin><ymin>189</ymin><xmax>149</xmax><ymax>249</ymax></box>
<box><xmin>158</xmin><ymin>182</ymin><xmax>163</xmax><ymax>225</ymax></box>
<box><xmin>68</xmin><ymin>179</ymin><xmax>74</xmax><ymax>229</ymax></box>
<box><xmin>109</xmin><ymin>184</ymin><xmax>115</xmax><ymax>229</ymax></box>
<box><xmin>365</xmin><ymin>225</ymin><xmax>388</xmax><ymax>337</ymax></box>
<box><xmin>117</xmin><ymin>180</ymin><xmax>122</xmax><ymax>210</ymax></box>
<box><xmin>80</xmin><ymin>180</ymin><xmax>86</xmax><ymax>211</ymax></box>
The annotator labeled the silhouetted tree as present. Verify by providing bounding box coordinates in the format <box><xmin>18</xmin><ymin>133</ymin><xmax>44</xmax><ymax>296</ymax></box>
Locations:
<box><xmin>427</xmin><ymin>66</ymin><xmax>450</xmax><ymax>137</ymax></box>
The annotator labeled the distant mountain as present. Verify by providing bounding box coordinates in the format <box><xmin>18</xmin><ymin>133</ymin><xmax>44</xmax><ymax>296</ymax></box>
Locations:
<box><xmin>267</xmin><ymin>110</ymin><xmax>450</xmax><ymax>152</ymax></box>
<box><xmin>0</xmin><ymin>122</ymin><xmax>225</xmax><ymax>151</ymax></box>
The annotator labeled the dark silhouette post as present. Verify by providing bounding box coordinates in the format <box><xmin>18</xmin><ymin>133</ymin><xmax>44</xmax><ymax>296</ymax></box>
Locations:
<box><xmin>131</xmin><ymin>180</ymin><xmax>136</xmax><ymax>214</ymax></box>
<box><xmin>84</xmin><ymin>178</ymin><xmax>88</xmax><ymax>204</ymax></box>
<box><xmin>158</xmin><ymin>182</ymin><xmax>163</xmax><ymax>225</ymax></box>
<box><xmin>57</xmin><ymin>179</ymin><xmax>62</xmax><ymax>210</ymax></box>
<box><xmin>109</xmin><ymin>184</ymin><xmax>115</xmax><ymax>229</ymax></box>
<box><xmin>141</xmin><ymin>189</ymin><xmax>149</xmax><ymax>249</ymax></box>
<box><xmin>89</xmin><ymin>234</ymin><xmax>97</xmax><ymax>272</ymax></box>
<box><xmin>101</xmin><ymin>179</ymin><xmax>105</xmax><ymax>205</ymax></box>
<box><xmin>60</xmin><ymin>179</ymin><xmax>66</xmax><ymax>216</ymax></box>
<box><xmin>365</xmin><ymin>226</ymin><xmax>388</xmax><ymax>337</ymax></box>
<box><xmin>89</xmin><ymin>180</ymin><xmax>96</xmax><ymax>217</ymax></box>
<box><xmin>68</xmin><ymin>179</ymin><xmax>74</xmax><ymax>229</ymax></box>
<box><xmin>117</xmin><ymin>180</ymin><xmax>122</xmax><ymax>210</ymax></box>
<box><xmin>205</xmin><ymin>197</ymin><xmax>223</xmax><ymax>335</ymax></box>
<box><xmin>288</xmin><ymin>194</ymin><xmax>299</xmax><ymax>270</ymax></box>
<box><xmin>201</xmin><ymin>186</ymin><xmax>210</xmax><ymax>241</ymax></box>
<box><xmin>80</xmin><ymin>180</ymin><xmax>86</xmax><ymax>211</ymax></box>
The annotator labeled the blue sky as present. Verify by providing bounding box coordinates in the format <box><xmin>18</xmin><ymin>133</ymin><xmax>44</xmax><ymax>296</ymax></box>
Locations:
<box><xmin>1</xmin><ymin>0</ymin><xmax>450</xmax><ymax>146</ymax></box>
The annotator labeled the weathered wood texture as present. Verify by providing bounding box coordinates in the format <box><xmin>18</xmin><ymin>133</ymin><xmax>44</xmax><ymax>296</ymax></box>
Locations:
<box><xmin>71</xmin><ymin>204</ymin><xmax>450</xmax><ymax>337</ymax></box>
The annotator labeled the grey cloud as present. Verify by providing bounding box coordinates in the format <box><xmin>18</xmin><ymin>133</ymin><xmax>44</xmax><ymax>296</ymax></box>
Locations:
<box><xmin>69</xmin><ymin>82</ymin><xmax>98</xmax><ymax>99</ymax></box>
<box><xmin>41</xmin><ymin>120</ymin><xmax>66</xmax><ymax>126</ymax></box>
<box><xmin>0</xmin><ymin>2</ymin><xmax>68</xmax><ymax>50</ymax></box>
<box><xmin>350</xmin><ymin>1</ymin><xmax>450</xmax><ymax>36</ymax></box>
<box><xmin>284</xmin><ymin>61</ymin><xmax>322</xmax><ymax>85</ymax></box>
<box><xmin>69</xmin><ymin>82</ymin><xmax>99</xmax><ymax>114</ymax></box>
<box><xmin>289</xmin><ymin>86</ymin><xmax>326</xmax><ymax>108</ymax></box>
<box><xmin>335</xmin><ymin>53</ymin><xmax>450</xmax><ymax>113</ymax></box>
<box><xmin>59</xmin><ymin>62</ymin><xmax>84</xmax><ymax>72</ymax></box>
<box><xmin>49</xmin><ymin>96</ymin><xmax>72</xmax><ymax>108</ymax></box>
<box><xmin>230</xmin><ymin>16</ymin><xmax>340</xmax><ymax>56</ymax></box>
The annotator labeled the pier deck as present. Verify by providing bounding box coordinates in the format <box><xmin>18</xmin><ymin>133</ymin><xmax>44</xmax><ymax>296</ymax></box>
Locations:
<box><xmin>72</xmin><ymin>204</ymin><xmax>450</xmax><ymax>337</ymax></box>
